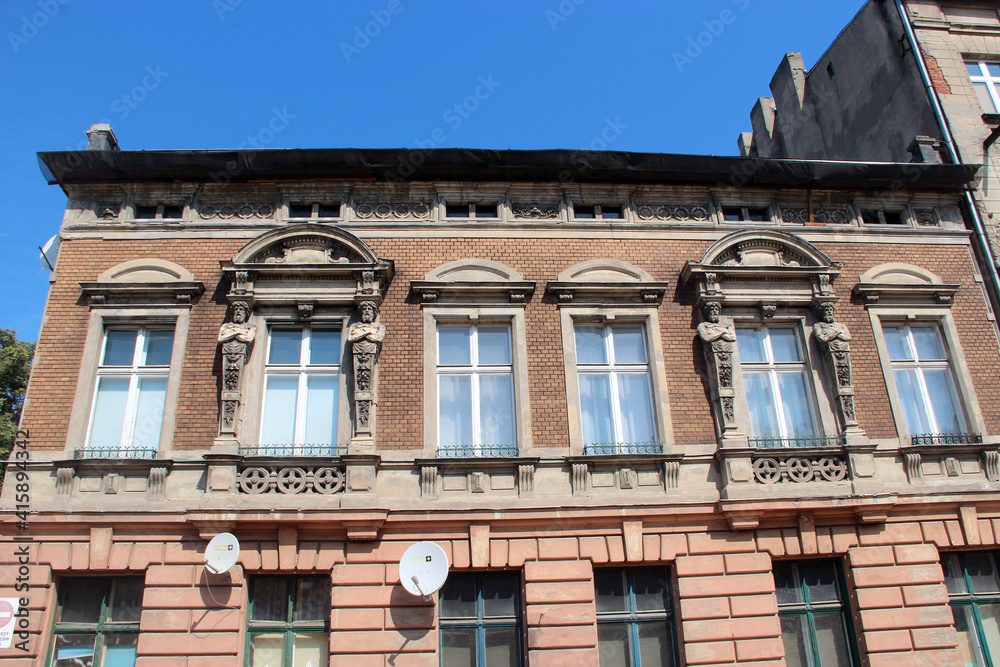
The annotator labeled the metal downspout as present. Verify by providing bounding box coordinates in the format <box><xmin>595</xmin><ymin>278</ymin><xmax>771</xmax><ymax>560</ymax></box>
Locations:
<box><xmin>894</xmin><ymin>0</ymin><xmax>1000</xmax><ymax>325</ymax></box>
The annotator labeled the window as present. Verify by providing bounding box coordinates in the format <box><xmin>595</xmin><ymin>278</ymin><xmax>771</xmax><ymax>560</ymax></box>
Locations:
<box><xmin>859</xmin><ymin>209</ymin><xmax>905</xmax><ymax>226</ymax></box>
<box><xmin>966</xmin><ymin>60</ymin><xmax>1000</xmax><ymax>113</ymax></box>
<box><xmin>247</xmin><ymin>576</ymin><xmax>329</xmax><ymax>667</ymax></box>
<box><xmin>288</xmin><ymin>202</ymin><xmax>341</xmax><ymax>220</ymax></box>
<box><xmin>943</xmin><ymin>551</ymin><xmax>1000</xmax><ymax>667</ymax></box>
<box><xmin>133</xmin><ymin>203</ymin><xmax>183</xmax><ymax>220</ymax></box>
<box><xmin>574</xmin><ymin>204</ymin><xmax>623</xmax><ymax>220</ymax></box>
<box><xmin>439</xmin><ymin>572</ymin><xmax>522</xmax><ymax>667</ymax></box>
<box><xmin>437</xmin><ymin>324</ymin><xmax>515</xmax><ymax>456</ymax></box>
<box><xmin>575</xmin><ymin>324</ymin><xmax>657</xmax><ymax>453</ymax></box>
<box><xmin>446</xmin><ymin>202</ymin><xmax>499</xmax><ymax>219</ymax></box>
<box><xmin>883</xmin><ymin>323</ymin><xmax>965</xmax><ymax>438</ymax></box>
<box><xmin>260</xmin><ymin>326</ymin><xmax>341</xmax><ymax>453</ymax></box>
<box><xmin>721</xmin><ymin>205</ymin><xmax>770</xmax><ymax>223</ymax></box>
<box><xmin>736</xmin><ymin>326</ymin><xmax>819</xmax><ymax>444</ymax></box>
<box><xmin>595</xmin><ymin>567</ymin><xmax>677</xmax><ymax>667</ymax></box>
<box><xmin>86</xmin><ymin>327</ymin><xmax>174</xmax><ymax>454</ymax></box>
<box><xmin>49</xmin><ymin>578</ymin><xmax>142</xmax><ymax>667</ymax></box>
<box><xmin>774</xmin><ymin>561</ymin><xmax>858</xmax><ymax>667</ymax></box>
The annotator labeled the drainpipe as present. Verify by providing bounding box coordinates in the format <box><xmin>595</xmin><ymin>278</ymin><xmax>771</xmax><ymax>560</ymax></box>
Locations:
<box><xmin>895</xmin><ymin>0</ymin><xmax>1000</xmax><ymax>325</ymax></box>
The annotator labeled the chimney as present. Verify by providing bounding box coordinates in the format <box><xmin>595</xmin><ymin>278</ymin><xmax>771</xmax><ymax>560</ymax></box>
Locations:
<box><xmin>86</xmin><ymin>123</ymin><xmax>119</xmax><ymax>151</ymax></box>
<box><xmin>907</xmin><ymin>135</ymin><xmax>944</xmax><ymax>164</ymax></box>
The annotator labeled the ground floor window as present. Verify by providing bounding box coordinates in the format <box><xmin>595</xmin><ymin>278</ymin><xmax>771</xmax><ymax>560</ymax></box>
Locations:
<box><xmin>49</xmin><ymin>578</ymin><xmax>143</xmax><ymax>667</ymax></box>
<box><xmin>595</xmin><ymin>567</ymin><xmax>677</xmax><ymax>666</ymax></box>
<box><xmin>247</xmin><ymin>576</ymin><xmax>330</xmax><ymax>667</ymax></box>
<box><xmin>439</xmin><ymin>571</ymin><xmax>522</xmax><ymax>666</ymax></box>
<box><xmin>943</xmin><ymin>551</ymin><xmax>1000</xmax><ymax>666</ymax></box>
<box><xmin>774</xmin><ymin>560</ymin><xmax>858</xmax><ymax>666</ymax></box>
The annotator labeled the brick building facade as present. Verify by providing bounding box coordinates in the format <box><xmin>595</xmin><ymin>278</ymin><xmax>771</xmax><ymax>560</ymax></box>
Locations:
<box><xmin>3</xmin><ymin>126</ymin><xmax>1000</xmax><ymax>665</ymax></box>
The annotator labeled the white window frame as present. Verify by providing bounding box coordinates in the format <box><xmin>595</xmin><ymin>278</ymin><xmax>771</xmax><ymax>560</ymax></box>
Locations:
<box><xmin>966</xmin><ymin>60</ymin><xmax>1000</xmax><ymax>113</ymax></box>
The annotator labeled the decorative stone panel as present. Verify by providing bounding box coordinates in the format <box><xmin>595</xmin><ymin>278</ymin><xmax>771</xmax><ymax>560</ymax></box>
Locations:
<box><xmin>634</xmin><ymin>204</ymin><xmax>711</xmax><ymax>221</ymax></box>
<box><xmin>238</xmin><ymin>465</ymin><xmax>345</xmax><ymax>494</ymax></box>
<box><xmin>751</xmin><ymin>454</ymin><xmax>849</xmax><ymax>484</ymax></box>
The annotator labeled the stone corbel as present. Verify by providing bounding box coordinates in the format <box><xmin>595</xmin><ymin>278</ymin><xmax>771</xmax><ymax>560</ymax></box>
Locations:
<box><xmin>55</xmin><ymin>467</ymin><xmax>75</xmax><ymax>495</ymax></box>
<box><xmin>349</xmin><ymin>300</ymin><xmax>385</xmax><ymax>449</ymax></box>
<box><xmin>572</xmin><ymin>462</ymin><xmax>589</xmax><ymax>495</ymax></box>
<box><xmin>518</xmin><ymin>464</ymin><xmax>534</xmax><ymax>495</ymax></box>
<box><xmin>697</xmin><ymin>301</ymin><xmax>740</xmax><ymax>441</ymax></box>
<box><xmin>421</xmin><ymin>465</ymin><xmax>438</xmax><ymax>497</ymax></box>
<box><xmin>217</xmin><ymin>298</ymin><xmax>256</xmax><ymax>442</ymax></box>
<box><xmin>812</xmin><ymin>302</ymin><xmax>863</xmax><ymax>436</ymax></box>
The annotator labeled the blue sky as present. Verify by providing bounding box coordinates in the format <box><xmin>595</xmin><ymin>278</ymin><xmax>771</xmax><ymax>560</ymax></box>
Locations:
<box><xmin>0</xmin><ymin>0</ymin><xmax>864</xmax><ymax>341</ymax></box>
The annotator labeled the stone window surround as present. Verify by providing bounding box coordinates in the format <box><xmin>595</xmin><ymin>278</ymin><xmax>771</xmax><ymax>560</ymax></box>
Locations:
<box><xmin>714</xmin><ymin>199</ymin><xmax>776</xmax><ymax>225</ymax></box>
<box><xmin>432</xmin><ymin>185</ymin><xmax>510</xmax><ymax>223</ymax></box>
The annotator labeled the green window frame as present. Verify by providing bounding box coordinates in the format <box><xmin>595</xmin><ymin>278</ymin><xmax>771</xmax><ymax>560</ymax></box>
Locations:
<box><xmin>774</xmin><ymin>560</ymin><xmax>859</xmax><ymax>667</ymax></box>
<box><xmin>594</xmin><ymin>567</ymin><xmax>678</xmax><ymax>667</ymax></box>
<box><xmin>47</xmin><ymin>577</ymin><xmax>143</xmax><ymax>667</ymax></box>
<box><xmin>943</xmin><ymin>551</ymin><xmax>1000</xmax><ymax>666</ymax></box>
<box><xmin>439</xmin><ymin>571</ymin><xmax>523</xmax><ymax>666</ymax></box>
<box><xmin>246</xmin><ymin>576</ymin><xmax>330</xmax><ymax>667</ymax></box>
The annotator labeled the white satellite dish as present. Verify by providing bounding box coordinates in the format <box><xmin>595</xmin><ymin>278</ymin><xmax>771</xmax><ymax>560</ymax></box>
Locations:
<box><xmin>399</xmin><ymin>541</ymin><xmax>449</xmax><ymax>599</ymax></box>
<box><xmin>39</xmin><ymin>234</ymin><xmax>60</xmax><ymax>270</ymax></box>
<box><xmin>204</xmin><ymin>533</ymin><xmax>240</xmax><ymax>574</ymax></box>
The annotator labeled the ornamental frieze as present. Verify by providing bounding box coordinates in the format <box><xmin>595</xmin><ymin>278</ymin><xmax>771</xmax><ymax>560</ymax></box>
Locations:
<box><xmin>511</xmin><ymin>203</ymin><xmax>559</xmax><ymax>219</ymax></box>
<box><xmin>354</xmin><ymin>202</ymin><xmax>431</xmax><ymax>219</ymax></box>
<box><xmin>635</xmin><ymin>204</ymin><xmax>710</xmax><ymax>221</ymax></box>
<box><xmin>199</xmin><ymin>202</ymin><xmax>276</xmax><ymax>219</ymax></box>
<box><xmin>780</xmin><ymin>208</ymin><xmax>850</xmax><ymax>224</ymax></box>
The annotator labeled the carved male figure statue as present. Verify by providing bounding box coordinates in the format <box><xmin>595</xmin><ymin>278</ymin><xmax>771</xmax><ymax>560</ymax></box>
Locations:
<box><xmin>697</xmin><ymin>301</ymin><xmax>736</xmax><ymax>353</ymax></box>
<box><xmin>218</xmin><ymin>301</ymin><xmax>256</xmax><ymax>353</ymax></box>
<box><xmin>348</xmin><ymin>301</ymin><xmax>386</xmax><ymax>354</ymax></box>
<box><xmin>813</xmin><ymin>302</ymin><xmax>851</xmax><ymax>353</ymax></box>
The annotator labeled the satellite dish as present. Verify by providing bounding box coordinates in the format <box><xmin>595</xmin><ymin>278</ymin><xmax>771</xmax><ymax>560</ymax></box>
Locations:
<box><xmin>39</xmin><ymin>234</ymin><xmax>60</xmax><ymax>270</ymax></box>
<box><xmin>204</xmin><ymin>533</ymin><xmax>240</xmax><ymax>574</ymax></box>
<box><xmin>399</xmin><ymin>541</ymin><xmax>449</xmax><ymax>598</ymax></box>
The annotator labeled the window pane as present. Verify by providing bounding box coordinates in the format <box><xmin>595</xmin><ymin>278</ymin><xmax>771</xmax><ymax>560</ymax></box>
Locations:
<box><xmin>104</xmin><ymin>330</ymin><xmax>138</xmax><ymax>366</ymax></box>
<box><xmin>601</xmin><ymin>206</ymin><xmax>623</xmax><ymax>219</ymax></box>
<box><xmin>779</xmin><ymin>616</ymin><xmax>810</xmax><ymax>667</ymax></box>
<box><xmin>978</xmin><ymin>603</ymin><xmax>1000</xmax><ymax>660</ymax></box>
<box><xmin>269</xmin><ymin>329</ymin><xmax>302</xmax><ymax>364</ymax></box>
<box><xmin>744</xmin><ymin>372</ymin><xmax>780</xmax><ymax>438</ymax></box>
<box><xmin>295</xmin><ymin>578</ymin><xmax>329</xmax><ymax>622</ymax></box>
<box><xmin>252</xmin><ymin>578</ymin><xmax>288</xmax><ymax>622</ymax></box>
<box><xmin>736</xmin><ymin>328</ymin><xmax>767</xmax><ymax>363</ymax></box>
<box><xmin>441</xmin><ymin>628</ymin><xmax>476</xmax><ymax>667</ymax></box>
<box><xmin>131</xmin><ymin>377</ymin><xmax>167</xmax><ymax>449</ymax></box>
<box><xmin>579</xmin><ymin>374</ymin><xmax>614</xmax><ymax>446</ymax></box>
<box><xmin>776</xmin><ymin>371</ymin><xmax>818</xmax><ymax>438</ymax></box>
<box><xmin>482</xmin><ymin>573</ymin><xmax>518</xmax><ymax>617</ymax></box>
<box><xmin>967</xmin><ymin>61</ymin><xmax>984</xmax><ymax>76</ymax></box>
<box><xmin>53</xmin><ymin>634</ymin><xmax>97</xmax><ymax>667</ymax></box>
<box><xmin>309</xmin><ymin>330</ymin><xmax>340</xmax><ymax>365</ymax></box>
<box><xmin>617</xmin><ymin>373</ymin><xmax>656</xmax><ymax>444</ymax></box>
<box><xmin>90</xmin><ymin>377</ymin><xmax>130</xmax><ymax>447</ymax></box>
<box><xmin>814</xmin><ymin>613</ymin><xmax>853</xmax><ymax>666</ymax></box>
<box><xmin>109</xmin><ymin>579</ymin><xmax>144</xmax><ymax>623</ymax></box>
<box><xmin>911</xmin><ymin>326</ymin><xmax>945</xmax><ymax>360</ymax></box>
<box><xmin>768</xmin><ymin>329</ymin><xmax>802</xmax><ymax>363</ymax></box>
<box><xmin>318</xmin><ymin>203</ymin><xmax>341</xmax><ymax>218</ymax></box>
<box><xmin>575</xmin><ymin>326</ymin><xmax>607</xmax><ymax>364</ymax></box>
<box><xmin>800</xmin><ymin>561</ymin><xmax>839</xmax><ymax>603</ymax></box>
<box><xmin>478</xmin><ymin>327</ymin><xmax>511</xmax><ymax>365</ymax></box>
<box><xmin>445</xmin><ymin>204</ymin><xmax>469</xmax><ymax>218</ymax></box>
<box><xmin>439</xmin><ymin>327</ymin><xmax>471</xmax><ymax>366</ymax></box>
<box><xmin>923</xmin><ymin>369</ymin><xmax>963</xmax><ymax>434</ymax></box>
<box><xmin>597</xmin><ymin>623</ymin><xmax>629</xmax><ymax>667</ymax></box>
<box><xmin>289</xmin><ymin>203</ymin><xmax>313</xmax><ymax>218</ymax></box>
<box><xmin>304</xmin><ymin>375</ymin><xmax>338</xmax><ymax>445</ymax></box>
<box><xmin>988</xmin><ymin>63</ymin><xmax>1000</xmax><ymax>77</ymax></box>
<box><xmin>575</xmin><ymin>205</ymin><xmax>596</xmax><ymax>219</ymax></box>
<box><xmin>953</xmin><ymin>605</ymin><xmax>984</xmax><ymax>667</ymax></box>
<box><xmin>250</xmin><ymin>634</ymin><xmax>286</xmax><ymax>667</ymax></box>
<box><xmin>103</xmin><ymin>634</ymin><xmax>138</xmax><ymax>667</ymax></box>
<box><xmin>894</xmin><ymin>369</ymin><xmax>933</xmax><ymax>434</ymax></box>
<box><xmin>440</xmin><ymin>573</ymin><xmax>477</xmax><ymax>618</ymax></box>
<box><xmin>261</xmin><ymin>376</ymin><xmax>298</xmax><ymax>444</ymax></box>
<box><xmin>143</xmin><ymin>330</ymin><xmax>174</xmax><ymax>366</ymax></box>
<box><xmin>594</xmin><ymin>570</ymin><xmax>627</xmax><ymax>613</ymax></box>
<box><xmin>292</xmin><ymin>632</ymin><xmax>328</xmax><ymax>667</ymax></box>
<box><xmin>612</xmin><ymin>327</ymin><xmax>646</xmax><ymax>364</ymax></box>
<box><xmin>974</xmin><ymin>81</ymin><xmax>999</xmax><ymax>113</ymax></box>
<box><xmin>633</xmin><ymin>569</ymin><xmax>669</xmax><ymax>612</ymax></box>
<box><xmin>942</xmin><ymin>554</ymin><xmax>968</xmax><ymax>594</ymax></box>
<box><xmin>484</xmin><ymin>627</ymin><xmax>519</xmax><ymax>667</ymax></box>
<box><xmin>773</xmin><ymin>563</ymin><xmax>803</xmax><ymax>605</ymax></box>
<box><xmin>61</xmin><ymin>580</ymin><xmax>106</xmax><ymax>623</ymax></box>
<box><xmin>475</xmin><ymin>203</ymin><xmax>499</xmax><ymax>218</ymax></box>
<box><xmin>965</xmin><ymin>552</ymin><xmax>1000</xmax><ymax>594</ymax></box>
<box><xmin>638</xmin><ymin>621</ymin><xmax>674</xmax><ymax>667</ymax></box>
<box><xmin>884</xmin><ymin>326</ymin><xmax>911</xmax><ymax>360</ymax></box>
<box><xmin>439</xmin><ymin>375</ymin><xmax>473</xmax><ymax>447</ymax></box>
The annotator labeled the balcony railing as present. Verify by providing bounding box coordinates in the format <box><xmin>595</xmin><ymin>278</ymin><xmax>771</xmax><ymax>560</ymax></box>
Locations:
<box><xmin>239</xmin><ymin>444</ymin><xmax>347</xmax><ymax>457</ymax></box>
<box><xmin>583</xmin><ymin>442</ymin><xmax>663</xmax><ymax>455</ymax></box>
<box><xmin>74</xmin><ymin>447</ymin><xmax>158</xmax><ymax>460</ymax></box>
<box><xmin>749</xmin><ymin>435</ymin><xmax>845</xmax><ymax>449</ymax></box>
<box><xmin>436</xmin><ymin>444</ymin><xmax>519</xmax><ymax>458</ymax></box>
<box><xmin>910</xmin><ymin>432</ymin><xmax>983</xmax><ymax>446</ymax></box>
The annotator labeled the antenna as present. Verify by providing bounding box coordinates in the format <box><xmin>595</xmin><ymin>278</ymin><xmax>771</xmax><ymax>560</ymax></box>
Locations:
<box><xmin>204</xmin><ymin>533</ymin><xmax>240</xmax><ymax>574</ymax></box>
<box><xmin>398</xmin><ymin>541</ymin><xmax>450</xmax><ymax>601</ymax></box>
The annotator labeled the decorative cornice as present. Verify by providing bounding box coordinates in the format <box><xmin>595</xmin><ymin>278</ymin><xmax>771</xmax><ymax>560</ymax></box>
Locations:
<box><xmin>853</xmin><ymin>282</ymin><xmax>959</xmax><ymax>306</ymax></box>
<box><xmin>546</xmin><ymin>280</ymin><xmax>669</xmax><ymax>306</ymax></box>
<box><xmin>80</xmin><ymin>281</ymin><xmax>204</xmax><ymax>306</ymax></box>
<box><xmin>410</xmin><ymin>280</ymin><xmax>536</xmax><ymax>305</ymax></box>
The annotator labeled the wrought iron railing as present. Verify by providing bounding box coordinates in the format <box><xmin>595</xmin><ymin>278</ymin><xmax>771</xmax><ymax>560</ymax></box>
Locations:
<box><xmin>910</xmin><ymin>432</ymin><xmax>983</xmax><ymax>446</ymax></box>
<box><xmin>749</xmin><ymin>435</ymin><xmax>845</xmax><ymax>449</ymax></box>
<box><xmin>583</xmin><ymin>442</ymin><xmax>663</xmax><ymax>455</ymax></box>
<box><xmin>239</xmin><ymin>444</ymin><xmax>347</xmax><ymax>457</ymax></box>
<box><xmin>74</xmin><ymin>447</ymin><xmax>158</xmax><ymax>460</ymax></box>
<box><xmin>436</xmin><ymin>444</ymin><xmax>519</xmax><ymax>458</ymax></box>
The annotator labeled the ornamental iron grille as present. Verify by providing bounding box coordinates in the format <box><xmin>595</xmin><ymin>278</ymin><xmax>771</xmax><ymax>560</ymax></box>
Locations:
<box><xmin>75</xmin><ymin>447</ymin><xmax>158</xmax><ymax>460</ymax></box>
<box><xmin>911</xmin><ymin>432</ymin><xmax>983</xmax><ymax>446</ymax></box>
<box><xmin>583</xmin><ymin>442</ymin><xmax>664</xmax><ymax>455</ymax></box>
<box><xmin>436</xmin><ymin>444</ymin><xmax>519</xmax><ymax>458</ymax></box>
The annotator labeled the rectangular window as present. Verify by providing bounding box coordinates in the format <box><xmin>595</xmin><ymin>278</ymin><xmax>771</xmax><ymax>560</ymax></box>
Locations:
<box><xmin>49</xmin><ymin>578</ymin><xmax>143</xmax><ymax>667</ymax></box>
<box><xmin>774</xmin><ymin>561</ymin><xmax>858</xmax><ymax>667</ymax></box>
<box><xmin>736</xmin><ymin>325</ymin><xmax>819</xmax><ymax>444</ymax></box>
<box><xmin>966</xmin><ymin>60</ymin><xmax>1000</xmax><ymax>113</ymax></box>
<box><xmin>260</xmin><ymin>326</ymin><xmax>341</xmax><ymax>454</ymax></box>
<box><xmin>574</xmin><ymin>204</ymin><xmax>623</xmax><ymax>220</ymax></box>
<box><xmin>439</xmin><ymin>572</ymin><xmax>522</xmax><ymax>667</ymax></box>
<box><xmin>133</xmin><ymin>203</ymin><xmax>183</xmax><ymax>220</ymax></box>
<box><xmin>437</xmin><ymin>324</ymin><xmax>515</xmax><ymax>455</ymax></box>
<box><xmin>883</xmin><ymin>322</ymin><xmax>965</xmax><ymax>437</ymax></box>
<box><xmin>288</xmin><ymin>202</ymin><xmax>341</xmax><ymax>219</ymax></box>
<box><xmin>445</xmin><ymin>203</ymin><xmax>499</xmax><ymax>219</ymax></box>
<box><xmin>248</xmin><ymin>576</ymin><xmax>330</xmax><ymax>667</ymax></box>
<box><xmin>721</xmin><ymin>205</ymin><xmax>769</xmax><ymax>222</ymax></box>
<box><xmin>859</xmin><ymin>209</ymin><xmax>905</xmax><ymax>226</ymax></box>
<box><xmin>595</xmin><ymin>567</ymin><xmax>677</xmax><ymax>667</ymax></box>
<box><xmin>943</xmin><ymin>551</ymin><xmax>1000</xmax><ymax>667</ymax></box>
<box><xmin>87</xmin><ymin>327</ymin><xmax>174</xmax><ymax>455</ymax></box>
<box><xmin>575</xmin><ymin>324</ymin><xmax>657</xmax><ymax>453</ymax></box>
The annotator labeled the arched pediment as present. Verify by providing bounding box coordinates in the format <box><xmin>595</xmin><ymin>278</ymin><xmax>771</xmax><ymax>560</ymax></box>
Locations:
<box><xmin>854</xmin><ymin>262</ymin><xmax>958</xmax><ymax>306</ymax></box>
<box><xmin>81</xmin><ymin>258</ymin><xmax>203</xmax><ymax>307</ymax></box>
<box><xmin>699</xmin><ymin>229</ymin><xmax>836</xmax><ymax>268</ymax></box>
<box><xmin>557</xmin><ymin>259</ymin><xmax>655</xmax><ymax>283</ymax></box>
<box><xmin>231</xmin><ymin>224</ymin><xmax>381</xmax><ymax>266</ymax></box>
<box><xmin>411</xmin><ymin>258</ymin><xmax>535</xmax><ymax>304</ymax></box>
<box><xmin>548</xmin><ymin>259</ymin><xmax>667</xmax><ymax>306</ymax></box>
<box><xmin>426</xmin><ymin>259</ymin><xmax>524</xmax><ymax>282</ymax></box>
<box><xmin>97</xmin><ymin>258</ymin><xmax>195</xmax><ymax>283</ymax></box>
<box><xmin>858</xmin><ymin>263</ymin><xmax>943</xmax><ymax>285</ymax></box>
